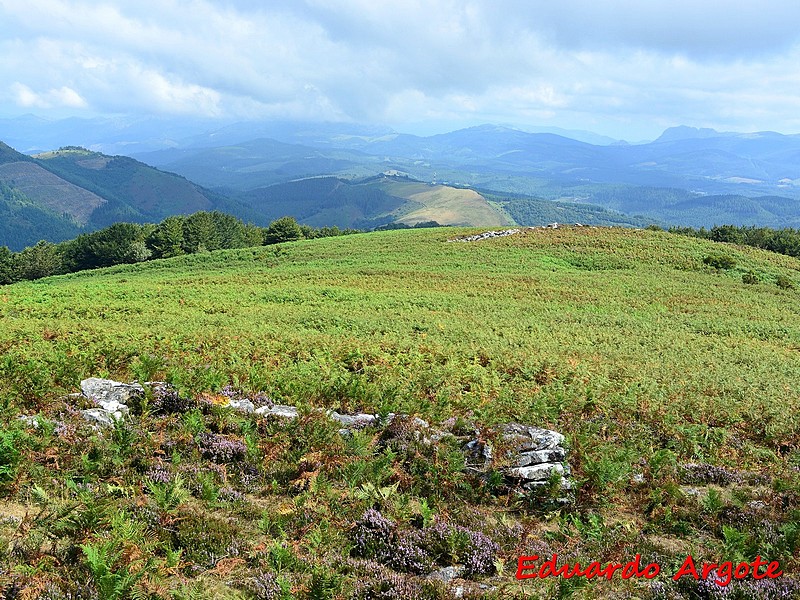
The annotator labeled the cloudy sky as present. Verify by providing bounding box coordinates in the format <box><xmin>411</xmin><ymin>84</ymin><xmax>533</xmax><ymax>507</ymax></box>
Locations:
<box><xmin>2</xmin><ymin>0</ymin><xmax>800</xmax><ymax>140</ymax></box>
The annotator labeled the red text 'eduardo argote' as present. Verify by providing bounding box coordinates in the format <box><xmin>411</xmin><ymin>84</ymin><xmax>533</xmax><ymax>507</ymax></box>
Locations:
<box><xmin>516</xmin><ymin>554</ymin><xmax>783</xmax><ymax>587</ymax></box>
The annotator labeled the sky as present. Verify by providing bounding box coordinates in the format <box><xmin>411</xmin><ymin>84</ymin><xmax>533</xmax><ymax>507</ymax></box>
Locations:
<box><xmin>2</xmin><ymin>0</ymin><xmax>800</xmax><ymax>141</ymax></box>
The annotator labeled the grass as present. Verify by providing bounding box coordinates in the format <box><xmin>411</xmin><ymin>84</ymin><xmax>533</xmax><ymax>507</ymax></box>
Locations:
<box><xmin>1</xmin><ymin>226</ymin><xmax>800</xmax><ymax>598</ymax></box>
<box><xmin>381</xmin><ymin>181</ymin><xmax>508</xmax><ymax>227</ymax></box>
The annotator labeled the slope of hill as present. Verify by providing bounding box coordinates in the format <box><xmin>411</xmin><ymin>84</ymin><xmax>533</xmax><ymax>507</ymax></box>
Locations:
<box><xmin>33</xmin><ymin>147</ymin><xmax>254</xmax><ymax>224</ymax></box>
<box><xmin>0</xmin><ymin>180</ymin><xmax>82</xmax><ymax>250</ymax></box>
<box><xmin>0</xmin><ymin>143</ymin><xmax>262</xmax><ymax>249</ymax></box>
<box><xmin>1</xmin><ymin>227</ymin><xmax>799</xmax><ymax>596</ymax></box>
<box><xmin>0</xmin><ymin>160</ymin><xmax>108</xmax><ymax>224</ymax></box>
<box><xmin>238</xmin><ymin>175</ymin><xmax>509</xmax><ymax>229</ymax></box>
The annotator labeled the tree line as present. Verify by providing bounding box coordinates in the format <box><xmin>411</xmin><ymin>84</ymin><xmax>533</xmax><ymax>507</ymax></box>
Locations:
<box><xmin>0</xmin><ymin>212</ymin><xmax>358</xmax><ymax>285</ymax></box>
<box><xmin>667</xmin><ymin>224</ymin><xmax>800</xmax><ymax>259</ymax></box>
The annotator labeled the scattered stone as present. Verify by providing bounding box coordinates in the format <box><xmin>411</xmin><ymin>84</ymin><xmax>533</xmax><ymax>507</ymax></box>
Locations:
<box><xmin>449</xmin><ymin>229</ymin><xmax>521</xmax><ymax>242</ymax></box>
<box><xmin>515</xmin><ymin>447</ymin><xmax>567</xmax><ymax>467</ymax></box>
<box><xmin>81</xmin><ymin>378</ymin><xmax>143</xmax><ymax>410</ymax></box>
<box><xmin>498</xmin><ymin>423</ymin><xmax>565</xmax><ymax>451</ymax></box>
<box><xmin>509</xmin><ymin>462</ymin><xmax>568</xmax><ymax>481</ymax></box>
<box><xmin>0</xmin><ymin>515</ymin><xmax>22</xmax><ymax>526</ymax></box>
<box><xmin>70</xmin><ymin>378</ymin><xmax>571</xmax><ymax>498</ymax></box>
<box><xmin>632</xmin><ymin>473</ymin><xmax>646</xmax><ymax>484</ymax></box>
<box><xmin>329</xmin><ymin>411</ymin><xmax>378</xmax><ymax>428</ymax></box>
<box><xmin>81</xmin><ymin>408</ymin><xmax>118</xmax><ymax>428</ymax></box>
<box><xmin>464</xmin><ymin>438</ymin><xmax>493</xmax><ymax>471</ymax></box>
<box><xmin>427</xmin><ymin>565</ymin><xmax>465</xmax><ymax>583</ymax></box>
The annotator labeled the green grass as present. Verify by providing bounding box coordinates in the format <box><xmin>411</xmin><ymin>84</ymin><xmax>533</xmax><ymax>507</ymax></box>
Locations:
<box><xmin>2</xmin><ymin>226</ymin><xmax>800</xmax><ymax>598</ymax></box>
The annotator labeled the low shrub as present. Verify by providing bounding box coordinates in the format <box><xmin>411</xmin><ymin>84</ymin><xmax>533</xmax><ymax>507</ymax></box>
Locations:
<box><xmin>703</xmin><ymin>253</ymin><xmax>737</xmax><ymax>270</ymax></box>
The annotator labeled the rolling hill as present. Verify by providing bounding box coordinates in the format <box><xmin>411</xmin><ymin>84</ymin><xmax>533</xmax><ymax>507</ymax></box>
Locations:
<box><xmin>1</xmin><ymin>227</ymin><xmax>799</xmax><ymax>596</ymax></box>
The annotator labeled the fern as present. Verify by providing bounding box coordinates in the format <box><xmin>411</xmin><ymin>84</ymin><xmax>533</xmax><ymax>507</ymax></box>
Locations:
<box><xmin>146</xmin><ymin>474</ymin><xmax>189</xmax><ymax>513</ymax></box>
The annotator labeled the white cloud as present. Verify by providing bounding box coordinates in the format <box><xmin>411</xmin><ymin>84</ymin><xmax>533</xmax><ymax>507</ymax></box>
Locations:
<box><xmin>1</xmin><ymin>0</ymin><xmax>800</xmax><ymax>138</ymax></box>
<box><xmin>11</xmin><ymin>82</ymin><xmax>87</xmax><ymax>109</ymax></box>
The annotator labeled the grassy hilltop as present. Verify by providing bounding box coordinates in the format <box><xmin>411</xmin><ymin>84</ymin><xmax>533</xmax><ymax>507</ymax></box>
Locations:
<box><xmin>1</xmin><ymin>227</ymin><xmax>800</xmax><ymax>598</ymax></box>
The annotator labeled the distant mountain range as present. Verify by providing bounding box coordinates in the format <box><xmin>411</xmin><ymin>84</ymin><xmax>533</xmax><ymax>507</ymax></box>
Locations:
<box><xmin>0</xmin><ymin>137</ymin><xmax>653</xmax><ymax>250</ymax></box>
<box><xmin>132</xmin><ymin>121</ymin><xmax>800</xmax><ymax>229</ymax></box>
<box><xmin>2</xmin><ymin>117</ymin><xmax>800</xmax><ymax>250</ymax></box>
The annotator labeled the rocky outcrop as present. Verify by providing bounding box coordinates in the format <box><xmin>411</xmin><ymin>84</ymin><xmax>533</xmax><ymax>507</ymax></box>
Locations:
<box><xmin>79</xmin><ymin>377</ymin><xmax>143</xmax><ymax>427</ymax></box>
<box><xmin>449</xmin><ymin>223</ymin><xmax>592</xmax><ymax>243</ymax></box>
<box><xmin>465</xmin><ymin>423</ymin><xmax>571</xmax><ymax>494</ymax></box>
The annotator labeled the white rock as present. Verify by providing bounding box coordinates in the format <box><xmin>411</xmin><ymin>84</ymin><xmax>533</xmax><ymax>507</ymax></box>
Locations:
<box><xmin>500</xmin><ymin>424</ymin><xmax>565</xmax><ymax>451</ymax></box>
<box><xmin>80</xmin><ymin>378</ymin><xmax>142</xmax><ymax>415</ymax></box>
<box><xmin>226</xmin><ymin>397</ymin><xmax>255</xmax><ymax>413</ymax></box>
<box><xmin>17</xmin><ymin>415</ymin><xmax>40</xmax><ymax>429</ymax></box>
<box><xmin>509</xmin><ymin>462</ymin><xmax>566</xmax><ymax>481</ymax></box>
<box><xmin>515</xmin><ymin>447</ymin><xmax>567</xmax><ymax>467</ymax></box>
<box><xmin>329</xmin><ymin>411</ymin><xmax>378</xmax><ymax>428</ymax></box>
<box><xmin>80</xmin><ymin>408</ymin><xmax>118</xmax><ymax>428</ymax></box>
<box><xmin>255</xmin><ymin>404</ymin><xmax>299</xmax><ymax>419</ymax></box>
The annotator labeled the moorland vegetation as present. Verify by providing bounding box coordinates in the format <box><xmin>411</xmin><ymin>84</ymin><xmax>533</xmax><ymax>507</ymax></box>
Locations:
<box><xmin>0</xmin><ymin>226</ymin><xmax>799</xmax><ymax>598</ymax></box>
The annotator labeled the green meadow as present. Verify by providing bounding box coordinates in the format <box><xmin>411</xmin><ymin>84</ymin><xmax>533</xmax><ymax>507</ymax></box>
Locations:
<box><xmin>1</xmin><ymin>226</ymin><xmax>800</xmax><ymax>598</ymax></box>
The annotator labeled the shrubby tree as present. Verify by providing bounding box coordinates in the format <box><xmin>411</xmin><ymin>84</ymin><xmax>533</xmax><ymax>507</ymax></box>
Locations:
<box><xmin>241</xmin><ymin>223</ymin><xmax>264</xmax><ymax>247</ymax></box>
<box><xmin>210</xmin><ymin>211</ymin><xmax>247</xmax><ymax>249</ymax></box>
<box><xmin>264</xmin><ymin>216</ymin><xmax>304</xmax><ymax>244</ymax></box>
<box><xmin>15</xmin><ymin>241</ymin><xmax>62</xmax><ymax>280</ymax></box>
<box><xmin>147</xmin><ymin>216</ymin><xmax>186</xmax><ymax>259</ymax></box>
<box><xmin>61</xmin><ymin>223</ymin><xmax>148</xmax><ymax>271</ymax></box>
<box><xmin>0</xmin><ymin>246</ymin><xmax>15</xmax><ymax>284</ymax></box>
<box><xmin>182</xmin><ymin>211</ymin><xmax>221</xmax><ymax>253</ymax></box>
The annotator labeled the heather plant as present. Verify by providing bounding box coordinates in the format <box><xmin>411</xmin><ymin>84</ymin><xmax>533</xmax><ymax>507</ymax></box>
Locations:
<box><xmin>151</xmin><ymin>384</ymin><xmax>195</xmax><ymax>414</ymax></box>
<box><xmin>350</xmin><ymin>508</ymin><xmax>395</xmax><ymax>562</ymax></box>
<box><xmin>196</xmin><ymin>432</ymin><xmax>247</xmax><ymax>463</ymax></box>
<box><xmin>243</xmin><ymin>571</ymin><xmax>292</xmax><ymax>600</ymax></box>
<box><xmin>419</xmin><ymin>519</ymin><xmax>500</xmax><ymax>578</ymax></box>
<box><xmin>680</xmin><ymin>463</ymin><xmax>766</xmax><ymax>486</ymax></box>
<box><xmin>175</xmin><ymin>511</ymin><xmax>247</xmax><ymax>568</ymax></box>
<box><xmin>350</xmin><ymin>510</ymin><xmax>498</xmax><ymax>578</ymax></box>
<box><xmin>653</xmin><ymin>573</ymin><xmax>800</xmax><ymax>600</ymax></box>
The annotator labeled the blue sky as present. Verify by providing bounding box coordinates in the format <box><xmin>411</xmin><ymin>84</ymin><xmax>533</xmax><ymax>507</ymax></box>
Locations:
<box><xmin>2</xmin><ymin>0</ymin><xmax>800</xmax><ymax>140</ymax></box>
